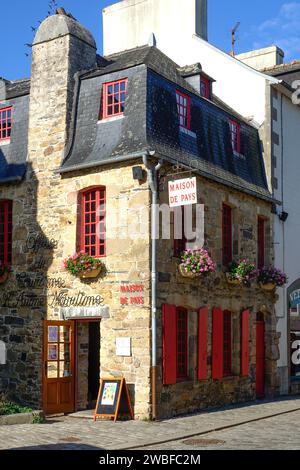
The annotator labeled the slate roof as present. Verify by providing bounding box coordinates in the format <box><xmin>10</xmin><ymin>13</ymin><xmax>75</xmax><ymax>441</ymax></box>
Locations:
<box><xmin>61</xmin><ymin>45</ymin><xmax>271</xmax><ymax>202</ymax></box>
<box><xmin>0</xmin><ymin>78</ymin><xmax>30</xmax><ymax>183</ymax></box>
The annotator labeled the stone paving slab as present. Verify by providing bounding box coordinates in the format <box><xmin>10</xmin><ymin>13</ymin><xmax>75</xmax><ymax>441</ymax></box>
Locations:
<box><xmin>0</xmin><ymin>397</ymin><xmax>299</xmax><ymax>450</ymax></box>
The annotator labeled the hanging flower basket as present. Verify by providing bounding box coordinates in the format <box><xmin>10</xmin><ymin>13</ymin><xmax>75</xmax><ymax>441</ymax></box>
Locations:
<box><xmin>179</xmin><ymin>264</ymin><xmax>198</xmax><ymax>279</ymax></box>
<box><xmin>226</xmin><ymin>260</ymin><xmax>257</xmax><ymax>287</ymax></box>
<box><xmin>259</xmin><ymin>282</ymin><xmax>276</xmax><ymax>292</ymax></box>
<box><xmin>179</xmin><ymin>248</ymin><xmax>216</xmax><ymax>279</ymax></box>
<box><xmin>257</xmin><ymin>266</ymin><xmax>287</xmax><ymax>291</ymax></box>
<box><xmin>63</xmin><ymin>252</ymin><xmax>105</xmax><ymax>280</ymax></box>
<box><xmin>78</xmin><ymin>267</ymin><xmax>103</xmax><ymax>279</ymax></box>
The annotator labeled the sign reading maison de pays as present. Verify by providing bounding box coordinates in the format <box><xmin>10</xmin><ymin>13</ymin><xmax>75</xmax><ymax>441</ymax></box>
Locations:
<box><xmin>168</xmin><ymin>177</ymin><xmax>197</xmax><ymax>208</ymax></box>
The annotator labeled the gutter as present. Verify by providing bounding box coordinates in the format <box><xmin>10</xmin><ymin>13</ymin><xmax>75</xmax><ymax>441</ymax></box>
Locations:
<box><xmin>143</xmin><ymin>153</ymin><xmax>163</xmax><ymax>421</ymax></box>
<box><xmin>57</xmin><ymin>151</ymin><xmax>149</xmax><ymax>174</ymax></box>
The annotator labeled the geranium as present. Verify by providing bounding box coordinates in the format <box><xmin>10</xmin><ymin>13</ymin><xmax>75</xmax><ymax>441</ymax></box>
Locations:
<box><xmin>63</xmin><ymin>252</ymin><xmax>104</xmax><ymax>277</ymax></box>
<box><xmin>227</xmin><ymin>260</ymin><xmax>257</xmax><ymax>287</ymax></box>
<box><xmin>257</xmin><ymin>266</ymin><xmax>288</xmax><ymax>287</ymax></box>
<box><xmin>180</xmin><ymin>248</ymin><xmax>216</xmax><ymax>277</ymax></box>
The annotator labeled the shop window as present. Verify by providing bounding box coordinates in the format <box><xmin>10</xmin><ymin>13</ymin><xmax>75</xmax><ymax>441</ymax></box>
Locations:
<box><xmin>176</xmin><ymin>91</ymin><xmax>191</xmax><ymax>130</ymax></box>
<box><xmin>200</xmin><ymin>75</ymin><xmax>211</xmax><ymax>100</ymax></box>
<box><xmin>162</xmin><ymin>304</ymin><xmax>188</xmax><ymax>384</ymax></box>
<box><xmin>223</xmin><ymin>310</ymin><xmax>232</xmax><ymax>376</ymax></box>
<box><xmin>229</xmin><ymin>119</ymin><xmax>241</xmax><ymax>153</ymax></box>
<box><xmin>79</xmin><ymin>188</ymin><xmax>106</xmax><ymax>258</ymax></box>
<box><xmin>0</xmin><ymin>200</ymin><xmax>12</xmax><ymax>266</ymax></box>
<box><xmin>222</xmin><ymin>204</ymin><xmax>233</xmax><ymax>266</ymax></box>
<box><xmin>100</xmin><ymin>79</ymin><xmax>127</xmax><ymax>120</ymax></box>
<box><xmin>0</xmin><ymin>107</ymin><xmax>12</xmax><ymax>142</ymax></box>
<box><xmin>257</xmin><ymin>217</ymin><xmax>265</xmax><ymax>269</ymax></box>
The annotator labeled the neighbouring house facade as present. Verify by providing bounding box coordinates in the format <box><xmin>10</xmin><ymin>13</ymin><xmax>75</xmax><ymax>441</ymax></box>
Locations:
<box><xmin>102</xmin><ymin>0</ymin><xmax>300</xmax><ymax>399</ymax></box>
<box><xmin>0</xmin><ymin>10</ymin><xmax>280</xmax><ymax>419</ymax></box>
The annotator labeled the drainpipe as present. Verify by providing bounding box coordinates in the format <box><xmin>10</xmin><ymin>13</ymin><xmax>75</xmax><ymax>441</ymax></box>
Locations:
<box><xmin>143</xmin><ymin>153</ymin><xmax>163</xmax><ymax>421</ymax></box>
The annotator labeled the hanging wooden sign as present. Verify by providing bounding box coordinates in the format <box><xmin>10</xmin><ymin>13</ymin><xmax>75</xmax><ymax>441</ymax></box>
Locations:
<box><xmin>94</xmin><ymin>378</ymin><xmax>134</xmax><ymax>422</ymax></box>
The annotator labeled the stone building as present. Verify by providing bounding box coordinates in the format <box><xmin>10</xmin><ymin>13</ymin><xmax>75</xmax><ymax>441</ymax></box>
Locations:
<box><xmin>0</xmin><ymin>10</ymin><xmax>279</xmax><ymax>419</ymax></box>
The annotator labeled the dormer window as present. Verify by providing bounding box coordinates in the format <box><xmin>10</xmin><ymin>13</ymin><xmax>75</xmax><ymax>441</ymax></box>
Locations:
<box><xmin>176</xmin><ymin>91</ymin><xmax>191</xmax><ymax>130</ymax></box>
<box><xmin>101</xmin><ymin>79</ymin><xmax>127</xmax><ymax>120</ymax></box>
<box><xmin>200</xmin><ymin>75</ymin><xmax>211</xmax><ymax>100</ymax></box>
<box><xmin>0</xmin><ymin>107</ymin><xmax>12</xmax><ymax>142</ymax></box>
<box><xmin>229</xmin><ymin>119</ymin><xmax>241</xmax><ymax>153</ymax></box>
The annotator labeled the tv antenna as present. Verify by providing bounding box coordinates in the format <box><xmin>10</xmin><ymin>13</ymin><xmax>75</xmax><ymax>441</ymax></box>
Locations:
<box><xmin>230</xmin><ymin>21</ymin><xmax>240</xmax><ymax>57</ymax></box>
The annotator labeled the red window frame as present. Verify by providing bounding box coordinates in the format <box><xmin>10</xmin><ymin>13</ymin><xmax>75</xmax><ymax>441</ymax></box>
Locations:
<box><xmin>101</xmin><ymin>79</ymin><xmax>127</xmax><ymax>120</ymax></box>
<box><xmin>223</xmin><ymin>310</ymin><xmax>232</xmax><ymax>377</ymax></box>
<box><xmin>0</xmin><ymin>200</ymin><xmax>13</xmax><ymax>266</ymax></box>
<box><xmin>257</xmin><ymin>217</ymin><xmax>265</xmax><ymax>269</ymax></box>
<box><xmin>229</xmin><ymin>119</ymin><xmax>241</xmax><ymax>153</ymax></box>
<box><xmin>176</xmin><ymin>91</ymin><xmax>191</xmax><ymax>130</ymax></box>
<box><xmin>173</xmin><ymin>208</ymin><xmax>187</xmax><ymax>257</ymax></box>
<box><xmin>222</xmin><ymin>204</ymin><xmax>233</xmax><ymax>266</ymax></box>
<box><xmin>176</xmin><ymin>307</ymin><xmax>188</xmax><ymax>380</ymax></box>
<box><xmin>80</xmin><ymin>187</ymin><xmax>106</xmax><ymax>258</ymax></box>
<box><xmin>0</xmin><ymin>107</ymin><xmax>12</xmax><ymax>142</ymax></box>
<box><xmin>200</xmin><ymin>76</ymin><xmax>211</xmax><ymax>100</ymax></box>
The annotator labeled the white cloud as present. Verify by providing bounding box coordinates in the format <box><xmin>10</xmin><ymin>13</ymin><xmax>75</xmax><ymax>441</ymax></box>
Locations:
<box><xmin>252</xmin><ymin>2</ymin><xmax>300</xmax><ymax>59</ymax></box>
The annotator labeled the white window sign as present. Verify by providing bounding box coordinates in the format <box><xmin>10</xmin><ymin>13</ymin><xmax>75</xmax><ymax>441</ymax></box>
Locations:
<box><xmin>116</xmin><ymin>337</ymin><xmax>131</xmax><ymax>357</ymax></box>
<box><xmin>0</xmin><ymin>341</ymin><xmax>6</xmax><ymax>365</ymax></box>
<box><xmin>169</xmin><ymin>177</ymin><xmax>197</xmax><ymax>208</ymax></box>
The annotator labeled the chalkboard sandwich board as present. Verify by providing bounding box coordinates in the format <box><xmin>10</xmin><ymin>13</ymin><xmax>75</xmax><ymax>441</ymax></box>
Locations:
<box><xmin>94</xmin><ymin>378</ymin><xmax>134</xmax><ymax>422</ymax></box>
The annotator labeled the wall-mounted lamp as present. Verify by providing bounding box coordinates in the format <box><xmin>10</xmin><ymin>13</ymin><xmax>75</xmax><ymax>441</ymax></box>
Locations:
<box><xmin>132</xmin><ymin>166</ymin><xmax>145</xmax><ymax>182</ymax></box>
<box><xmin>279</xmin><ymin>211</ymin><xmax>289</xmax><ymax>222</ymax></box>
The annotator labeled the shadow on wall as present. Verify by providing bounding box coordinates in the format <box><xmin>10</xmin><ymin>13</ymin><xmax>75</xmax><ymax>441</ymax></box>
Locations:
<box><xmin>0</xmin><ymin>162</ymin><xmax>54</xmax><ymax>408</ymax></box>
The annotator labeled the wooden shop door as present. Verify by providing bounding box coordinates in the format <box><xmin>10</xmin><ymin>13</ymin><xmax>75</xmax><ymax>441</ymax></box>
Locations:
<box><xmin>43</xmin><ymin>321</ymin><xmax>75</xmax><ymax>414</ymax></box>
<box><xmin>256</xmin><ymin>317</ymin><xmax>265</xmax><ymax>398</ymax></box>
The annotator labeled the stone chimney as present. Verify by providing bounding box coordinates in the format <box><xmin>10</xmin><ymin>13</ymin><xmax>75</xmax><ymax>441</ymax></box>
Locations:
<box><xmin>29</xmin><ymin>10</ymin><xmax>97</xmax><ymax>172</ymax></box>
<box><xmin>103</xmin><ymin>0</ymin><xmax>208</xmax><ymax>56</ymax></box>
<box><xmin>236</xmin><ymin>46</ymin><xmax>284</xmax><ymax>71</ymax></box>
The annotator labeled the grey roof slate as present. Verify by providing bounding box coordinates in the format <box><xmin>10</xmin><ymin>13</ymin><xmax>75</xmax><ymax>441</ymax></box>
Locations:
<box><xmin>61</xmin><ymin>46</ymin><xmax>271</xmax><ymax>202</ymax></box>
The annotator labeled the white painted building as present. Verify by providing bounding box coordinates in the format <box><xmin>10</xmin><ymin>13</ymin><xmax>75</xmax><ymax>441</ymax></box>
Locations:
<box><xmin>102</xmin><ymin>0</ymin><xmax>300</xmax><ymax>395</ymax></box>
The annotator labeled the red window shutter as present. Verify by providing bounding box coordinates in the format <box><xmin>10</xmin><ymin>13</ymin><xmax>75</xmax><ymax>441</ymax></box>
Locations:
<box><xmin>198</xmin><ymin>307</ymin><xmax>208</xmax><ymax>380</ymax></box>
<box><xmin>241</xmin><ymin>310</ymin><xmax>250</xmax><ymax>376</ymax></box>
<box><xmin>162</xmin><ymin>304</ymin><xmax>177</xmax><ymax>385</ymax></box>
<box><xmin>212</xmin><ymin>307</ymin><xmax>224</xmax><ymax>380</ymax></box>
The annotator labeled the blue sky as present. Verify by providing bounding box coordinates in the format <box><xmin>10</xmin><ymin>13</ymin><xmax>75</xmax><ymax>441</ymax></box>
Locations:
<box><xmin>2</xmin><ymin>0</ymin><xmax>300</xmax><ymax>80</ymax></box>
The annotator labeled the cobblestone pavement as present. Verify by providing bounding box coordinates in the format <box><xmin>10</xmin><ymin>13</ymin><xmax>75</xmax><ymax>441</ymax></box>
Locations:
<box><xmin>137</xmin><ymin>410</ymin><xmax>300</xmax><ymax>450</ymax></box>
<box><xmin>0</xmin><ymin>397</ymin><xmax>299</xmax><ymax>450</ymax></box>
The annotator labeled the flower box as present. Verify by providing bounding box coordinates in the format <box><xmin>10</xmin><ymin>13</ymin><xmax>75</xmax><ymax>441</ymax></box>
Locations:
<box><xmin>257</xmin><ymin>266</ymin><xmax>287</xmax><ymax>289</ymax></box>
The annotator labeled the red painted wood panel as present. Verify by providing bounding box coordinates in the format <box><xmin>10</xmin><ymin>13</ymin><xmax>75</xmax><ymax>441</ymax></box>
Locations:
<box><xmin>198</xmin><ymin>308</ymin><xmax>208</xmax><ymax>380</ymax></box>
<box><xmin>212</xmin><ymin>307</ymin><xmax>224</xmax><ymax>380</ymax></box>
<box><xmin>241</xmin><ymin>310</ymin><xmax>250</xmax><ymax>376</ymax></box>
<box><xmin>162</xmin><ymin>304</ymin><xmax>177</xmax><ymax>385</ymax></box>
